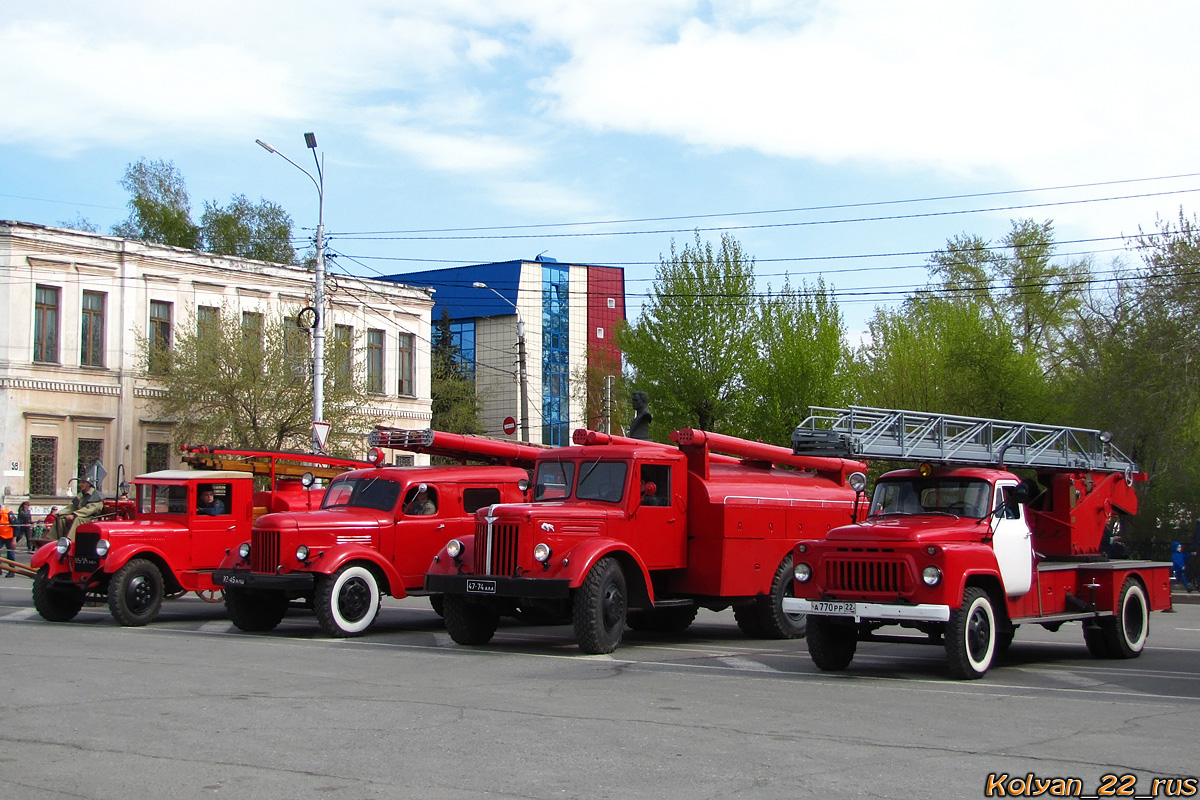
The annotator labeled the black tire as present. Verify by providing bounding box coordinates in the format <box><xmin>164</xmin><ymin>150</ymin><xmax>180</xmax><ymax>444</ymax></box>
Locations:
<box><xmin>224</xmin><ymin>587</ymin><xmax>289</xmax><ymax>632</ymax></box>
<box><xmin>945</xmin><ymin>586</ymin><xmax>998</xmax><ymax>679</ymax></box>
<box><xmin>807</xmin><ymin>616</ymin><xmax>857</xmax><ymax>671</ymax></box>
<box><xmin>996</xmin><ymin>623</ymin><xmax>1017</xmax><ymax>655</ymax></box>
<box><xmin>32</xmin><ymin>567</ymin><xmax>84</xmax><ymax>622</ymax></box>
<box><xmin>314</xmin><ymin>564</ymin><xmax>381</xmax><ymax>637</ymax></box>
<box><xmin>626</xmin><ymin>604</ymin><xmax>698</xmax><ymax>634</ymax></box>
<box><xmin>1098</xmin><ymin>577</ymin><xmax>1149</xmax><ymax>659</ymax></box>
<box><xmin>756</xmin><ymin>554</ymin><xmax>807</xmax><ymax>639</ymax></box>
<box><xmin>733</xmin><ymin>604</ymin><xmax>765</xmax><ymax>637</ymax></box>
<box><xmin>573</xmin><ymin>556</ymin><xmax>627</xmax><ymax>654</ymax></box>
<box><xmin>443</xmin><ymin>594</ymin><xmax>499</xmax><ymax>645</ymax></box>
<box><xmin>107</xmin><ymin>558</ymin><xmax>164</xmax><ymax>627</ymax></box>
<box><xmin>1083</xmin><ymin>621</ymin><xmax>1115</xmax><ymax>658</ymax></box>
<box><xmin>429</xmin><ymin>594</ymin><xmax>445</xmax><ymax>618</ymax></box>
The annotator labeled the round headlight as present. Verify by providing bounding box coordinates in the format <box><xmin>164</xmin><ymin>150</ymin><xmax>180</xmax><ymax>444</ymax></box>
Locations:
<box><xmin>56</xmin><ymin>537</ymin><xmax>71</xmax><ymax>555</ymax></box>
<box><xmin>518</xmin><ymin>478</ymin><xmax>530</xmax><ymax>492</ymax></box>
<box><xmin>533</xmin><ymin>542</ymin><xmax>552</xmax><ymax>563</ymax></box>
<box><xmin>446</xmin><ymin>539</ymin><xmax>464</xmax><ymax>559</ymax></box>
<box><xmin>95</xmin><ymin>539</ymin><xmax>111</xmax><ymax>557</ymax></box>
<box><xmin>296</xmin><ymin>545</ymin><xmax>310</xmax><ymax>562</ymax></box>
<box><xmin>238</xmin><ymin>542</ymin><xmax>251</xmax><ymax>559</ymax></box>
<box><xmin>794</xmin><ymin>562</ymin><xmax>813</xmax><ymax>582</ymax></box>
<box><xmin>922</xmin><ymin>566</ymin><xmax>942</xmax><ymax>586</ymax></box>
<box><xmin>848</xmin><ymin>471</ymin><xmax>868</xmax><ymax>493</ymax></box>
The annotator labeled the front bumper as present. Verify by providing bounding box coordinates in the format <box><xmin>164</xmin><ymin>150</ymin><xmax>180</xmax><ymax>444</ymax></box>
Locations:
<box><xmin>425</xmin><ymin>573</ymin><xmax>571</xmax><ymax>599</ymax></box>
<box><xmin>213</xmin><ymin>569</ymin><xmax>315</xmax><ymax>592</ymax></box>
<box><xmin>783</xmin><ymin>597</ymin><xmax>951</xmax><ymax>623</ymax></box>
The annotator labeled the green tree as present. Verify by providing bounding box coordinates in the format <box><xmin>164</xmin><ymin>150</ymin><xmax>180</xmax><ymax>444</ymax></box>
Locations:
<box><xmin>141</xmin><ymin>306</ymin><xmax>372</xmax><ymax>454</ymax></box>
<box><xmin>619</xmin><ymin>233</ymin><xmax>757</xmax><ymax>437</ymax></box>
<box><xmin>200</xmin><ymin>194</ymin><xmax>297</xmax><ymax>264</ymax></box>
<box><xmin>431</xmin><ymin>310</ymin><xmax>481</xmax><ymax>434</ymax></box>
<box><xmin>112</xmin><ymin>158</ymin><xmax>200</xmax><ymax>249</ymax></box>
<box><xmin>743</xmin><ymin>277</ymin><xmax>854</xmax><ymax>444</ymax></box>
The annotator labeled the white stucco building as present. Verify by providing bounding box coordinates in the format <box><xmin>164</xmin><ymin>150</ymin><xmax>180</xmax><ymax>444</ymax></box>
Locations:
<box><xmin>0</xmin><ymin>221</ymin><xmax>434</xmax><ymax>505</ymax></box>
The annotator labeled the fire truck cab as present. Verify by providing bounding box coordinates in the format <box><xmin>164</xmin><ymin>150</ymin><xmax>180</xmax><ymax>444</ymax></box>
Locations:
<box><xmin>784</xmin><ymin>406</ymin><xmax>1173</xmax><ymax>679</ymax></box>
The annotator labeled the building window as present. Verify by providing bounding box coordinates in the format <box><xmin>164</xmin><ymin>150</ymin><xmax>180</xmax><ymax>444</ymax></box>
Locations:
<box><xmin>77</xmin><ymin>438</ymin><xmax>103</xmax><ymax>483</ymax></box>
<box><xmin>447</xmin><ymin>321</ymin><xmax>476</xmax><ymax>381</ymax></box>
<box><xmin>241</xmin><ymin>311</ymin><xmax>263</xmax><ymax>341</ymax></box>
<box><xmin>29</xmin><ymin>436</ymin><xmax>57</xmax><ymax>496</ymax></box>
<box><xmin>333</xmin><ymin>324</ymin><xmax>353</xmax><ymax>388</ymax></box>
<box><xmin>81</xmin><ymin>291</ymin><xmax>106</xmax><ymax>367</ymax></box>
<box><xmin>367</xmin><ymin>329</ymin><xmax>384</xmax><ymax>393</ymax></box>
<box><xmin>34</xmin><ymin>285</ymin><xmax>60</xmax><ymax>363</ymax></box>
<box><xmin>398</xmin><ymin>332</ymin><xmax>415</xmax><ymax>396</ymax></box>
<box><xmin>284</xmin><ymin>317</ymin><xmax>309</xmax><ymax>379</ymax></box>
<box><xmin>148</xmin><ymin>300</ymin><xmax>173</xmax><ymax>374</ymax></box>
<box><xmin>542</xmin><ymin>263</ymin><xmax>570</xmax><ymax>446</ymax></box>
<box><xmin>198</xmin><ymin>305</ymin><xmax>221</xmax><ymax>334</ymax></box>
<box><xmin>607</xmin><ymin>297</ymin><xmax>616</xmax><ymax>309</ymax></box>
<box><xmin>145</xmin><ymin>442</ymin><xmax>170</xmax><ymax>473</ymax></box>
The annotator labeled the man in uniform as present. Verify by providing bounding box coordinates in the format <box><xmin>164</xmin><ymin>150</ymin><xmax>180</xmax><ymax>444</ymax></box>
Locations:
<box><xmin>405</xmin><ymin>483</ymin><xmax>437</xmax><ymax>516</ymax></box>
<box><xmin>53</xmin><ymin>477</ymin><xmax>105</xmax><ymax>541</ymax></box>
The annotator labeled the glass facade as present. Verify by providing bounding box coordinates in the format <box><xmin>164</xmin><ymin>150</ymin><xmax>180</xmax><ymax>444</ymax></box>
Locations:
<box><xmin>542</xmin><ymin>263</ymin><xmax>569</xmax><ymax>446</ymax></box>
<box><xmin>448</xmin><ymin>320</ymin><xmax>475</xmax><ymax>380</ymax></box>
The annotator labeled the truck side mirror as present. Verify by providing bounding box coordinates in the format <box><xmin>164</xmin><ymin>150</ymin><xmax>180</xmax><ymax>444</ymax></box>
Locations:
<box><xmin>1012</xmin><ymin>483</ymin><xmax>1031</xmax><ymax>505</ymax></box>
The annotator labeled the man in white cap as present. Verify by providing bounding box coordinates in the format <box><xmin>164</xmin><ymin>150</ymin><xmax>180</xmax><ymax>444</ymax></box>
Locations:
<box><xmin>53</xmin><ymin>477</ymin><xmax>105</xmax><ymax>540</ymax></box>
<box><xmin>405</xmin><ymin>483</ymin><xmax>437</xmax><ymax>516</ymax></box>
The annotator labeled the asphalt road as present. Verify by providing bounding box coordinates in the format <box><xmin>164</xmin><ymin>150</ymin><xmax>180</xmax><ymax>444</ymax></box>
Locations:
<box><xmin>0</xmin><ymin>580</ymin><xmax>1197</xmax><ymax>800</ymax></box>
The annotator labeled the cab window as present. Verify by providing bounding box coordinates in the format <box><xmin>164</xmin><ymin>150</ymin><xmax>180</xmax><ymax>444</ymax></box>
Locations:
<box><xmin>535</xmin><ymin>461</ymin><xmax>575</xmax><ymax>501</ymax></box>
<box><xmin>577</xmin><ymin>461</ymin><xmax>627</xmax><ymax>503</ymax></box>
<box><xmin>195</xmin><ymin>483</ymin><xmax>231</xmax><ymax>516</ymax></box>
<box><xmin>321</xmin><ymin>477</ymin><xmax>402</xmax><ymax>512</ymax></box>
<box><xmin>640</xmin><ymin>464</ymin><xmax>671</xmax><ymax>506</ymax></box>
<box><xmin>139</xmin><ymin>484</ymin><xmax>188</xmax><ymax>515</ymax></box>
<box><xmin>463</xmin><ymin>487</ymin><xmax>501</xmax><ymax>513</ymax></box>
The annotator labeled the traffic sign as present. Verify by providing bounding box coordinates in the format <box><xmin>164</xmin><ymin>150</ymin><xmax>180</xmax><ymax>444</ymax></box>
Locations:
<box><xmin>312</xmin><ymin>421</ymin><xmax>332</xmax><ymax>451</ymax></box>
<box><xmin>503</xmin><ymin>416</ymin><xmax>517</xmax><ymax>436</ymax></box>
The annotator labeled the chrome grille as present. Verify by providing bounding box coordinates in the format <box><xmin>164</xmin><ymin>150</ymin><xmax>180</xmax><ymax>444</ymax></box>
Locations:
<box><xmin>251</xmin><ymin>530</ymin><xmax>280</xmax><ymax>573</ymax></box>
<box><xmin>825</xmin><ymin>558</ymin><xmax>909</xmax><ymax>594</ymax></box>
<box><xmin>475</xmin><ymin>519</ymin><xmax>520</xmax><ymax>576</ymax></box>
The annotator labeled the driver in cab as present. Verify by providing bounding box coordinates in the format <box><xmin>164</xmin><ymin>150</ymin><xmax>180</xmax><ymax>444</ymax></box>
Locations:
<box><xmin>405</xmin><ymin>483</ymin><xmax>437</xmax><ymax>516</ymax></box>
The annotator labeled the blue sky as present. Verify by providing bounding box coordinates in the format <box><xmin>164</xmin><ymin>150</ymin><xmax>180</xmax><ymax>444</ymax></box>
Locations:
<box><xmin>4</xmin><ymin>1</ymin><xmax>1199</xmax><ymax>338</ymax></box>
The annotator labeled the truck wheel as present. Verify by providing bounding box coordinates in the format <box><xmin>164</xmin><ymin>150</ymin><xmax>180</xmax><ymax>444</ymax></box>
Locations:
<box><xmin>429</xmin><ymin>594</ymin><xmax>445</xmax><ymax>618</ymax></box>
<box><xmin>573</xmin><ymin>556</ymin><xmax>627</xmax><ymax>654</ymax></box>
<box><xmin>224</xmin><ymin>587</ymin><xmax>289</xmax><ymax>632</ymax></box>
<box><xmin>1082</xmin><ymin>621</ymin><xmax>1115</xmax><ymax>658</ymax></box>
<box><xmin>757</xmin><ymin>554</ymin><xmax>807</xmax><ymax>639</ymax></box>
<box><xmin>733</xmin><ymin>605</ymin><xmax>764</xmax><ymax>637</ymax></box>
<box><xmin>627</xmin><ymin>604</ymin><xmax>698</xmax><ymax>634</ymax></box>
<box><xmin>443</xmin><ymin>594</ymin><xmax>499</xmax><ymax>645</ymax></box>
<box><xmin>945</xmin><ymin>587</ymin><xmax>997</xmax><ymax>679</ymax></box>
<box><xmin>108</xmin><ymin>558</ymin><xmax>164</xmax><ymax>626</ymax></box>
<box><xmin>807</xmin><ymin>616</ymin><xmax>857</xmax><ymax>671</ymax></box>
<box><xmin>315</xmin><ymin>565</ymin><xmax>381</xmax><ymax>637</ymax></box>
<box><xmin>32</xmin><ymin>567</ymin><xmax>84</xmax><ymax>622</ymax></box>
<box><xmin>1099</xmin><ymin>577</ymin><xmax>1149</xmax><ymax>659</ymax></box>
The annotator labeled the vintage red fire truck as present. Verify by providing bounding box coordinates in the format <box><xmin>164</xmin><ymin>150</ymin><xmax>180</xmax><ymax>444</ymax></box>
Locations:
<box><xmin>425</xmin><ymin>427</ymin><xmax>867</xmax><ymax>654</ymax></box>
<box><xmin>31</xmin><ymin>448</ymin><xmax>368</xmax><ymax>626</ymax></box>
<box><xmin>213</xmin><ymin>429</ymin><xmax>544</xmax><ymax>637</ymax></box>
<box><xmin>784</xmin><ymin>406</ymin><xmax>1173</xmax><ymax>679</ymax></box>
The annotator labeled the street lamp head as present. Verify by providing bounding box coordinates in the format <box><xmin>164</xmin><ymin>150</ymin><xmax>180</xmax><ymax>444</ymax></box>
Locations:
<box><xmin>472</xmin><ymin>282</ymin><xmax>488</xmax><ymax>289</ymax></box>
<box><xmin>255</xmin><ymin>139</ymin><xmax>276</xmax><ymax>154</ymax></box>
<box><xmin>304</xmin><ymin>132</ymin><xmax>318</xmax><ymax>149</ymax></box>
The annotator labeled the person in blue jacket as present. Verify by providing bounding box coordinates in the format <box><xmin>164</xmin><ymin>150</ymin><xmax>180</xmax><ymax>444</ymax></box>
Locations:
<box><xmin>1171</xmin><ymin>541</ymin><xmax>1194</xmax><ymax>592</ymax></box>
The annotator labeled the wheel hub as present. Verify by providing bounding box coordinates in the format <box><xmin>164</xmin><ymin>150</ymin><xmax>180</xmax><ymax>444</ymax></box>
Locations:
<box><xmin>338</xmin><ymin>578</ymin><xmax>371</xmax><ymax>622</ymax></box>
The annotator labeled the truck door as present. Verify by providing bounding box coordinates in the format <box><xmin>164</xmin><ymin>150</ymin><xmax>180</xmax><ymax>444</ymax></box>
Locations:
<box><xmin>392</xmin><ymin>483</ymin><xmax>451</xmax><ymax>589</ymax></box>
<box><xmin>633</xmin><ymin>462</ymin><xmax>685</xmax><ymax>569</ymax></box>
<box><xmin>188</xmin><ymin>482</ymin><xmax>240</xmax><ymax>572</ymax></box>
<box><xmin>992</xmin><ymin>481</ymin><xmax>1033</xmax><ymax>596</ymax></box>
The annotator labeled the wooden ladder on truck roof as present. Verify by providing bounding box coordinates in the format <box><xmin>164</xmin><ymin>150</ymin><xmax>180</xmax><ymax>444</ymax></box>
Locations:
<box><xmin>791</xmin><ymin>405</ymin><xmax>1138</xmax><ymax>476</ymax></box>
<box><xmin>181</xmin><ymin>447</ymin><xmax>372</xmax><ymax>482</ymax></box>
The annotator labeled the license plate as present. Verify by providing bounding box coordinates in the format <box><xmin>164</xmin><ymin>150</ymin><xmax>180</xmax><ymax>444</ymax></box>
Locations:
<box><xmin>73</xmin><ymin>557</ymin><xmax>100</xmax><ymax>573</ymax></box>
<box><xmin>810</xmin><ymin>601</ymin><xmax>856</xmax><ymax>615</ymax></box>
<box><xmin>217</xmin><ymin>573</ymin><xmax>246</xmax><ymax>586</ymax></box>
<box><xmin>466</xmin><ymin>579</ymin><xmax>496</xmax><ymax>594</ymax></box>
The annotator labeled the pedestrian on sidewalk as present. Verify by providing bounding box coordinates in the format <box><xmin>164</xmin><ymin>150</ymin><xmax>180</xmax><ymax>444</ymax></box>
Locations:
<box><xmin>0</xmin><ymin>506</ymin><xmax>15</xmax><ymax>576</ymax></box>
<box><xmin>14</xmin><ymin>501</ymin><xmax>33</xmax><ymax>553</ymax></box>
<box><xmin>1171</xmin><ymin>541</ymin><xmax>1195</xmax><ymax>593</ymax></box>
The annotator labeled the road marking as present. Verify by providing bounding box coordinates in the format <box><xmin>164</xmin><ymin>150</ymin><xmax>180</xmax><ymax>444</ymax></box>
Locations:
<box><xmin>198</xmin><ymin>620</ymin><xmax>234</xmax><ymax>634</ymax></box>
<box><xmin>717</xmin><ymin>656</ymin><xmax>778</xmax><ymax>673</ymax></box>
<box><xmin>0</xmin><ymin>608</ymin><xmax>39</xmax><ymax>621</ymax></box>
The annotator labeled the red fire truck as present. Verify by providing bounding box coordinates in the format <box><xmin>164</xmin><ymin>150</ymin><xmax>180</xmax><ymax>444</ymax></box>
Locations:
<box><xmin>784</xmin><ymin>406</ymin><xmax>1173</xmax><ymax>679</ymax></box>
<box><xmin>425</xmin><ymin>428</ymin><xmax>867</xmax><ymax>654</ymax></box>
<box><xmin>31</xmin><ymin>448</ymin><xmax>368</xmax><ymax>626</ymax></box>
<box><xmin>213</xmin><ymin>429</ymin><xmax>544</xmax><ymax>637</ymax></box>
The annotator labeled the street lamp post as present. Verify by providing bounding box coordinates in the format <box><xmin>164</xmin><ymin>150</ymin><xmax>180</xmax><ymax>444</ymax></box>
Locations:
<box><xmin>473</xmin><ymin>282</ymin><xmax>529</xmax><ymax>442</ymax></box>
<box><xmin>256</xmin><ymin>134</ymin><xmax>326</xmax><ymax>452</ymax></box>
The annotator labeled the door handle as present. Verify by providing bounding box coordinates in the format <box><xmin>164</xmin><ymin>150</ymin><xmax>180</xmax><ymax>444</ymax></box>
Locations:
<box><xmin>436</xmin><ymin>523</ymin><xmax>445</xmax><ymax>530</ymax></box>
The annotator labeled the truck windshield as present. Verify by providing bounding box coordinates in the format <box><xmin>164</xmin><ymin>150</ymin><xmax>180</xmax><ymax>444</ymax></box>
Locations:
<box><xmin>534</xmin><ymin>461</ymin><xmax>576</xmax><ymax>501</ymax></box>
<box><xmin>869</xmin><ymin>478</ymin><xmax>991</xmax><ymax>518</ymax></box>
<box><xmin>576</xmin><ymin>461</ymin><xmax>628</xmax><ymax>503</ymax></box>
<box><xmin>321</xmin><ymin>476</ymin><xmax>402</xmax><ymax>512</ymax></box>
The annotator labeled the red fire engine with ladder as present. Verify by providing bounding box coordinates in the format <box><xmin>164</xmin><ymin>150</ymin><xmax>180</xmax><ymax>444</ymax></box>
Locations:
<box><xmin>784</xmin><ymin>406</ymin><xmax>1173</xmax><ymax>679</ymax></box>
